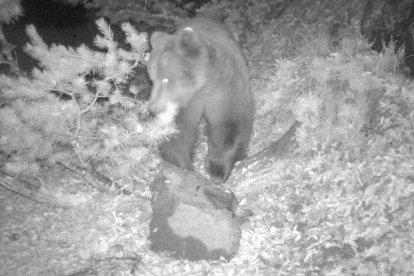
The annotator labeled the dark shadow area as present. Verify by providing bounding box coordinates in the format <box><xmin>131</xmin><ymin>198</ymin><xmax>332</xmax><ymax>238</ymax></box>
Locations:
<box><xmin>361</xmin><ymin>0</ymin><xmax>414</xmax><ymax>77</ymax></box>
<box><xmin>2</xmin><ymin>0</ymin><xmax>98</xmax><ymax>74</ymax></box>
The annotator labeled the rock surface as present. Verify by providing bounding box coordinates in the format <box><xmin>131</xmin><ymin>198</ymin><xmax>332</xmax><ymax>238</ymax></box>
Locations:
<box><xmin>149</xmin><ymin>164</ymin><xmax>240</xmax><ymax>261</ymax></box>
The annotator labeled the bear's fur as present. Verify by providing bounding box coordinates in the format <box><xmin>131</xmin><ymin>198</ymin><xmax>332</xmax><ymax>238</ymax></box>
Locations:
<box><xmin>147</xmin><ymin>15</ymin><xmax>254</xmax><ymax>181</ymax></box>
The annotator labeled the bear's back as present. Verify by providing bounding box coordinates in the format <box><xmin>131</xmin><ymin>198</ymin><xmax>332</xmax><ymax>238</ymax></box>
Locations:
<box><xmin>176</xmin><ymin>16</ymin><xmax>248</xmax><ymax>80</ymax></box>
<box><xmin>178</xmin><ymin>16</ymin><xmax>238</xmax><ymax>47</ymax></box>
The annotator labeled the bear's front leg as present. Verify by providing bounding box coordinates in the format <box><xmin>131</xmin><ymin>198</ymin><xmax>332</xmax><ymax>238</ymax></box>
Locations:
<box><xmin>205</xmin><ymin>121</ymin><xmax>247</xmax><ymax>181</ymax></box>
<box><xmin>159</xmin><ymin>106</ymin><xmax>202</xmax><ymax>170</ymax></box>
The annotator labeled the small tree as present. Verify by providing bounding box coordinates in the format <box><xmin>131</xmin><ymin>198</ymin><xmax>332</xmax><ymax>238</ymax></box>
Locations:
<box><xmin>0</xmin><ymin>18</ymin><xmax>176</xmax><ymax>182</ymax></box>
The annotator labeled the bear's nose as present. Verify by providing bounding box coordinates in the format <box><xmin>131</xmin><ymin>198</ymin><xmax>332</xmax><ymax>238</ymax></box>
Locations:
<box><xmin>147</xmin><ymin>102</ymin><xmax>163</xmax><ymax>115</ymax></box>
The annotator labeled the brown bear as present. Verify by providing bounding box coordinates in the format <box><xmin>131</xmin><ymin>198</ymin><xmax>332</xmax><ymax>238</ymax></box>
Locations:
<box><xmin>147</xmin><ymin>15</ymin><xmax>254</xmax><ymax>181</ymax></box>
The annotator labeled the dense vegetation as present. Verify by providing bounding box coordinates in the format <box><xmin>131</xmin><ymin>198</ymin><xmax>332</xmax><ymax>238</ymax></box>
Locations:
<box><xmin>0</xmin><ymin>0</ymin><xmax>412</xmax><ymax>275</ymax></box>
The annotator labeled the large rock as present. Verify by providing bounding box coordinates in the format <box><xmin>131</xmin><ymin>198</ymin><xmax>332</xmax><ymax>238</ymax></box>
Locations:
<box><xmin>149</xmin><ymin>164</ymin><xmax>241</xmax><ymax>261</ymax></box>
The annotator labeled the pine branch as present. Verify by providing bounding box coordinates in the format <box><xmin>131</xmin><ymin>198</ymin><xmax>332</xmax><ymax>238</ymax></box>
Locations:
<box><xmin>1</xmin><ymin>17</ymin><xmax>174</xmax><ymax>188</ymax></box>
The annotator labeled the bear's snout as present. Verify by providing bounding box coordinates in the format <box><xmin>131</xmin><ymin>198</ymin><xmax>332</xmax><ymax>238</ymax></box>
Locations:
<box><xmin>147</xmin><ymin>100</ymin><xmax>164</xmax><ymax>115</ymax></box>
<box><xmin>147</xmin><ymin>89</ymin><xmax>168</xmax><ymax>115</ymax></box>
<box><xmin>147</xmin><ymin>97</ymin><xmax>179</xmax><ymax>122</ymax></box>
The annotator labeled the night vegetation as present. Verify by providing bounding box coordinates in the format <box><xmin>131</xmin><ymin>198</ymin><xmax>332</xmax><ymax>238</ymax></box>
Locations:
<box><xmin>0</xmin><ymin>0</ymin><xmax>412</xmax><ymax>275</ymax></box>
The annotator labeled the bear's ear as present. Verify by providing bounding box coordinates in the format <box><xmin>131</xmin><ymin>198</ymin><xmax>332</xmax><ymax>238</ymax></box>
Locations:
<box><xmin>151</xmin><ymin>31</ymin><xmax>170</xmax><ymax>49</ymax></box>
<box><xmin>177</xmin><ymin>27</ymin><xmax>204</xmax><ymax>58</ymax></box>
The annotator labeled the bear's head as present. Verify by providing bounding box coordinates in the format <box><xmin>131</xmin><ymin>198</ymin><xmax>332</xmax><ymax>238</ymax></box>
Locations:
<box><xmin>147</xmin><ymin>27</ymin><xmax>210</xmax><ymax>115</ymax></box>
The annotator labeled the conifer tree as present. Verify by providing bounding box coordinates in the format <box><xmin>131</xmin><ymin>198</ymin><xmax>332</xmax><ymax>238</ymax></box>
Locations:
<box><xmin>0</xmin><ymin>18</ymin><xmax>176</xmax><ymax>181</ymax></box>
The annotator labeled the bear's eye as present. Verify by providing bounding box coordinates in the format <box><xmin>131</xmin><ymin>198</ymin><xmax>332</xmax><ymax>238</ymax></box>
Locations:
<box><xmin>162</xmin><ymin>77</ymin><xmax>176</xmax><ymax>90</ymax></box>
